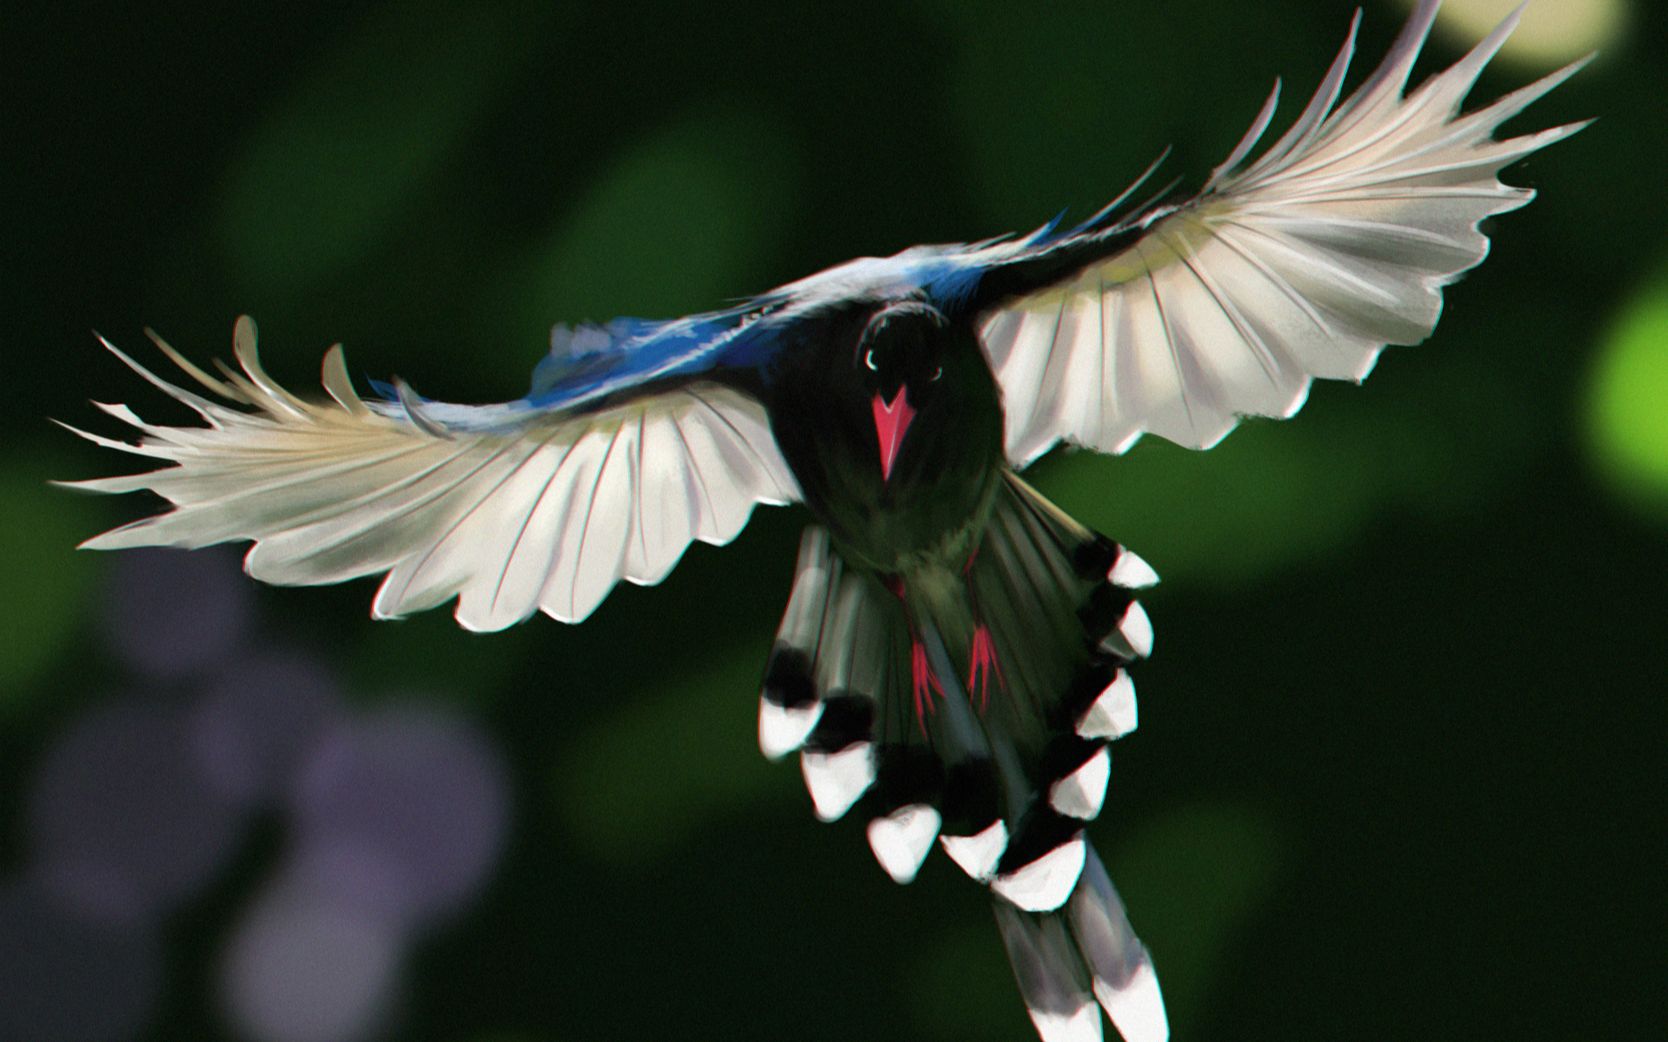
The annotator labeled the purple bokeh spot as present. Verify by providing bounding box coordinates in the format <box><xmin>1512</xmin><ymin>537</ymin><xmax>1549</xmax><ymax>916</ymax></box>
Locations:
<box><xmin>291</xmin><ymin>706</ymin><xmax>510</xmax><ymax>926</ymax></box>
<box><xmin>274</xmin><ymin>835</ymin><xmax>414</xmax><ymax>934</ymax></box>
<box><xmin>101</xmin><ymin>546</ymin><xmax>253</xmax><ymax>680</ymax></box>
<box><xmin>29</xmin><ymin>700</ymin><xmax>246</xmax><ymax>921</ymax></box>
<box><xmin>192</xmin><ymin>649</ymin><xmax>340</xmax><ymax>809</ymax></box>
<box><xmin>0</xmin><ymin>878</ymin><xmax>160</xmax><ymax>1042</ymax></box>
<box><xmin>221</xmin><ymin>888</ymin><xmax>400</xmax><ymax>1042</ymax></box>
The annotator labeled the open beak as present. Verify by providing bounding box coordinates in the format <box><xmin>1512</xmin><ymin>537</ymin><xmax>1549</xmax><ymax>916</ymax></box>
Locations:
<box><xmin>871</xmin><ymin>387</ymin><xmax>915</xmax><ymax>483</ymax></box>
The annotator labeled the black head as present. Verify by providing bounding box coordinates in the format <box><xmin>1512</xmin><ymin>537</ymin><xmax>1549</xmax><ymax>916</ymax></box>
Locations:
<box><xmin>856</xmin><ymin>301</ymin><xmax>951</xmax><ymax>401</ymax></box>
<box><xmin>854</xmin><ymin>301</ymin><xmax>957</xmax><ymax>483</ymax></box>
<box><xmin>762</xmin><ymin>291</ymin><xmax>1002</xmax><ymax>536</ymax></box>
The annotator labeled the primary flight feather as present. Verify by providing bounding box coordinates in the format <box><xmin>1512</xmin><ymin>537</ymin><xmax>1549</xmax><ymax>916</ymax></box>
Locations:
<box><xmin>63</xmin><ymin>3</ymin><xmax>1584</xmax><ymax>1039</ymax></box>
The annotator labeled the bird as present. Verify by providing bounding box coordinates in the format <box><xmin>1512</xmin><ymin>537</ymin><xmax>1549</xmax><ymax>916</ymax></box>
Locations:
<box><xmin>60</xmin><ymin>3</ymin><xmax>1585</xmax><ymax>1040</ymax></box>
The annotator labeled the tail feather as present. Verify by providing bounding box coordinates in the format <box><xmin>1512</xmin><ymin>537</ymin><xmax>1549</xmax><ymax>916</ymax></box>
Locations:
<box><xmin>758</xmin><ymin>471</ymin><xmax>1168</xmax><ymax>1040</ymax></box>
<box><xmin>997</xmin><ymin>846</ymin><xmax>1169</xmax><ymax>1042</ymax></box>
<box><xmin>1069</xmin><ymin>850</ymin><xmax>1169</xmax><ymax>1042</ymax></box>
<box><xmin>995</xmin><ymin>898</ymin><xmax>1104</xmax><ymax>1042</ymax></box>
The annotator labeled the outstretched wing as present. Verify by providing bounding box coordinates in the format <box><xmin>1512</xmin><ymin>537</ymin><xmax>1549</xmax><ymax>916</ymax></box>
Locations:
<box><xmin>959</xmin><ymin>0</ymin><xmax>1588</xmax><ymax>466</ymax></box>
<box><xmin>63</xmin><ymin>316</ymin><xmax>799</xmax><ymax>631</ymax></box>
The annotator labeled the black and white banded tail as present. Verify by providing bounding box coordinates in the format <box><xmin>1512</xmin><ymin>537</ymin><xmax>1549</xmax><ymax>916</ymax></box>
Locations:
<box><xmin>757</xmin><ymin>474</ymin><xmax>1168</xmax><ymax>1041</ymax></box>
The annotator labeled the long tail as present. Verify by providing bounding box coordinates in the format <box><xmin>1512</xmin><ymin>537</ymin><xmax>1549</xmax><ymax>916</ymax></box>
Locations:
<box><xmin>758</xmin><ymin>472</ymin><xmax>1167</xmax><ymax>1042</ymax></box>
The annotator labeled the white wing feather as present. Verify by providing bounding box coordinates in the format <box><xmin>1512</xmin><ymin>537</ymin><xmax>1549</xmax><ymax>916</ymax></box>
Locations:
<box><xmin>983</xmin><ymin>0</ymin><xmax>1590</xmax><ymax>466</ymax></box>
<box><xmin>63</xmin><ymin>318</ymin><xmax>800</xmax><ymax>631</ymax></box>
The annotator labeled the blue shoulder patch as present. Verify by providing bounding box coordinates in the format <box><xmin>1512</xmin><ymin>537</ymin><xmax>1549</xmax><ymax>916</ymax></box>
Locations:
<box><xmin>922</xmin><ymin>259</ymin><xmax>987</xmax><ymax>313</ymax></box>
<box><xmin>531</xmin><ymin>316</ymin><xmax>675</xmax><ymax>397</ymax></box>
<box><xmin>522</xmin><ymin>305</ymin><xmax>774</xmax><ymax>411</ymax></box>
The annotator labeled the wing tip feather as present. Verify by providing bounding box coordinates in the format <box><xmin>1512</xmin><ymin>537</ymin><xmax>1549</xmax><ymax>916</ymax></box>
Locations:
<box><xmin>984</xmin><ymin>0</ymin><xmax>1583</xmax><ymax>469</ymax></box>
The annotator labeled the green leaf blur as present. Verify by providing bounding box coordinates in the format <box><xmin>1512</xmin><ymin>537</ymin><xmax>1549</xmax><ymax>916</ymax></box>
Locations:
<box><xmin>0</xmin><ymin>452</ymin><xmax>99</xmax><ymax>703</ymax></box>
<box><xmin>1587</xmin><ymin>260</ymin><xmax>1668</xmax><ymax>516</ymax></box>
<box><xmin>215</xmin><ymin>0</ymin><xmax>550</xmax><ymax>299</ymax></box>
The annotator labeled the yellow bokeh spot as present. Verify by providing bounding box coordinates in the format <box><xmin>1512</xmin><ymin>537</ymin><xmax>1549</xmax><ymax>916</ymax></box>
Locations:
<box><xmin>1416</xmin><ymin>0</ymin><xmax>1627</xmax><ymax>66</ymax></box>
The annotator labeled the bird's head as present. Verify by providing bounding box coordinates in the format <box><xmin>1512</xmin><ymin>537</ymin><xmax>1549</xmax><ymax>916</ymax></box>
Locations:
<box><xmin>855</xmin><ymin>301</ymin><xmax>950</xmax><ymax>482</ymax></box>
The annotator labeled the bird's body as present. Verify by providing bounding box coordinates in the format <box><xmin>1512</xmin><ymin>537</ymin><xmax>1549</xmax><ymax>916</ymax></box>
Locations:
<box><xmin>61</xmin><ymin>4</ymin><xmax>1586</xmax><ymax>1040</ymax></box>
<box><xmin>763</xmin><ymin>295</ymin><xmax>1006</xmax><ymax>572</ymax></box>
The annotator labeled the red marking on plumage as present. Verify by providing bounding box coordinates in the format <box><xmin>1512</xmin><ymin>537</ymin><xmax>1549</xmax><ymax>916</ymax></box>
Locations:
<box><xmin>966</xmin><ymin>624</ymin><xmax>1006</xmax><ymax>712</ymax></box>
<box><xmin>910</xmin><ymin>639</ymin><xmax>942</xmax><ymax>735</ymax></box>
<box><xmin>962</xmin><ymin>546</ymin><xmax>980</xmax><ymax>575</ymax></box>
<box><xmin>871</xmin><ymin>389</ymin><xmax>915</xmax><ymax>483</ymax></box>
<box><xmin>883</xmin><ymin>574</ymin><xmax>905</xmax><ymax>601</ymax></box>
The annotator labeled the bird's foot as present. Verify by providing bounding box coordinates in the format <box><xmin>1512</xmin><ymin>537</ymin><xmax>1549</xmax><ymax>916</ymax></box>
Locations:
<box><xmin>966</xmin><ymin>624</ymin><xmax>1006</xmax><ymax>712</ymax></box>
<box><xmin>910</xmin><ymin>638</ymin><xmax>943</xmax><ymax>734</ymax></box>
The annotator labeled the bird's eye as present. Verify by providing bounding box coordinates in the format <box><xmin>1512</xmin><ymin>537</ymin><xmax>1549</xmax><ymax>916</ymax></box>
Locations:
<box><xmin>864</xmin><ymin>350</ymin><xmax>878</xmax><ymax>372</ymax></box>
<box><xmin>930</xmin><ymin>366</ymin><xmax>944</xmax><ymax>382</ymax></box>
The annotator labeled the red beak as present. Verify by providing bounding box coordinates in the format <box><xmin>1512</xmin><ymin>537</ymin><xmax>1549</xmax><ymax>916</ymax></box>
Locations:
<box><xmin>871</xmin><ymin>388</ymin><xmax>915</xmax><ymax>483</ymax></box>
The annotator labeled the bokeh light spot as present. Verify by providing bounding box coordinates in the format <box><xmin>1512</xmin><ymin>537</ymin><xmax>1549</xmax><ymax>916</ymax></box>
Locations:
<box><xmin>1586</xmin><ymin>262</ymin><xmax>1668</xmax><ymax>518</ymax></box>
<box><xmin>1421</xmin><ymin>0</ymin><xmax>1627</xmax><ymax>66</ymax></box>
<box><xmin>193</xmin><ymin>648</ymin><xmax>341</xmax><ymax>808</ymax></box>
<box><xmin>222</xmin><ymin>892</ymin><xmax>400</xmax><ymax>1042</ymax></box>
<box><xmin>273</xmin><ymin>835</ymin><xmax>416</xmax><ymax>935</ymax></box>
<box><xmin>102</xmin><ymin>546</ymin><xmax>253</xmax><ymax>680</ymax></box>
<box><xmin>29</xmin><ymin>701</ymin><xmax>245</xmax><ymax>921</ymax></box>
<box><xmin>291</xmin><ymin>706</ymin><xmax>510</xmax><ymax>925</ymax></box>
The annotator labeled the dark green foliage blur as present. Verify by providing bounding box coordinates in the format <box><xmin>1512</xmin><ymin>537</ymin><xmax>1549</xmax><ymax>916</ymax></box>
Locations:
<box><xmin>3</xmin><ymin>0</ymin><xmax>1664</xmax><ymax>1039</ymax></box>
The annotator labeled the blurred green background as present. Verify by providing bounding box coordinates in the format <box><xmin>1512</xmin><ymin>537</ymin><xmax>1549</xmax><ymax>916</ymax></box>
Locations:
<box><xmin>3</xmin><ymin>0</ymin><xmax>1664</xmax><ymax>1039</ymax></box>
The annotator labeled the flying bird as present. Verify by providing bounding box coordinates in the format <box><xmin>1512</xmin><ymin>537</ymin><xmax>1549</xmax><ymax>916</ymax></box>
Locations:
<box><xmin>62</xmin><ymin>3</ymin><xmax>1585</xmax><ymax>1039</ymax></box>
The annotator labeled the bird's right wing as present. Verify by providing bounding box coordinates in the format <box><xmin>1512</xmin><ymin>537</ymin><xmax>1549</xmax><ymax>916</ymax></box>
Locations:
<box><xmin>63</xmin><ymin>317</ymin><xmax>799</xmax><ymax>631</ymax></box>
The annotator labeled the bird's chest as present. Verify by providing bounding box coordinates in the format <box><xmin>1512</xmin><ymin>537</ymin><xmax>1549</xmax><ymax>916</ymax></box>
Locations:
<box><xmin>770</xmin><ymin>376</ymin><xmax>1006</xmax><ymax>573</ymax></box>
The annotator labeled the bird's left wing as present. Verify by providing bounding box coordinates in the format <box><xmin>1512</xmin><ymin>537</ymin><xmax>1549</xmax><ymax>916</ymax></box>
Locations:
<box><xmin>62</xmin><ymin>316</ymin><xmax>799</xmax><ymax>631</ymax></box>
<box><xmin>959</xmin><ymin>0</ymin><xmax>1588</xmax><ymax>466</ymax></box>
